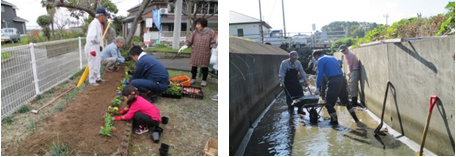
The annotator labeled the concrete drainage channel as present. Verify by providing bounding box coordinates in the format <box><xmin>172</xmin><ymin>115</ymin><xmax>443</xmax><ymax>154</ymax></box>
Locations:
<box><xmin>236</xmin><ymin>91</ymin><xmax>438</xmax><ymax>156</ymax></box>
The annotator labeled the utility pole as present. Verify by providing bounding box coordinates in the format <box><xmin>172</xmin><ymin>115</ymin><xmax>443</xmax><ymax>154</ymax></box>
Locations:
<box><xmin>258</xmin><ymin>0</ymin><xmax>264</xmax><ymax>44</ymax></box>
<box><xmin>172</xmin><ymin>0</ymin><xmax>183</xmax><ymax>49</ymax></box>
<box><xmin>383</xmin><ymin>13</ymin><xmax>389</xmax><ymax>25</ymax></box>
<box><xmin>281</xmin><ymin>0</ymin><xmax>286</xmax><ymax>38</ymax></box>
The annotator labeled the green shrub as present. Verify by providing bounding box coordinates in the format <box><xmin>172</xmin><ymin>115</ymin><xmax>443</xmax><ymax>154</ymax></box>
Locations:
<box><xmin>2</xmin><ymin>116</ymin><xmax>14</xmax><ymax>124</ymax></box>
<box><xmin>17</xmin><ymin>105</ymin><xmax>30</xmax><ymax>113</ymax></box>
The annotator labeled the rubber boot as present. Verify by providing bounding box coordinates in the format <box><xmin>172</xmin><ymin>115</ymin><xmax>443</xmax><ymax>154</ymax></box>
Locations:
<box><xmin>347</xmin><ymin>107</ymin><xmax>360</xmax><ymax>122</ymax></box>
<box><xmin>329</xmin><ymin>112</ymin><xmax>338</xmax><ymax>125</ymax></box>
<box><xmin>351</xmin><ymin>97</ymin><xmax>358</xmax><ymax>107</ymax></box>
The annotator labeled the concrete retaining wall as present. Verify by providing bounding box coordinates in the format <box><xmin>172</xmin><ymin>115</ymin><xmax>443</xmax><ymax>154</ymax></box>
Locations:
<box><xmin>334</xmin><ymin>36</ymin><xmax>455</xmax><ymax>155</ymax></box>
<box><xmin>229</xmin><ymin>37</ymin><xmax>289</xmax><ymax>155</ymax></box>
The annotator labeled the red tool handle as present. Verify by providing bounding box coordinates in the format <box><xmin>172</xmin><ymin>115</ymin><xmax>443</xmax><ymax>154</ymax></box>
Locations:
<box><xmin>429</xmin><ymin>95</ymin><xmax>438</xmax><ymax>113</ymax></box>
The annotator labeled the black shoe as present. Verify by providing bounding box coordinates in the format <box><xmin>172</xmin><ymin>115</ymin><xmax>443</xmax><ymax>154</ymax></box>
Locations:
<box><xmin>329</xmin><ymin>120</ymin><xmax>339</xmax><ymax>125</ymax></box>
<box><xmin>146</xmin><ymin>93</ymin><xmax>159</xmax><ymax>103</ymax></box>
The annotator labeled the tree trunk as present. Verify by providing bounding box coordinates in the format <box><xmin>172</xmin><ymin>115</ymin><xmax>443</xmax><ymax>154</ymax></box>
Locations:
<box><xmin>186</xmin><ymin>0</ymin><xmax>193</xmax><ymax>36</ymax></box>
<box><xmin>124</xmin><ymin>0</ymin><xmax>150</xmax><ymax>48</ymax></box>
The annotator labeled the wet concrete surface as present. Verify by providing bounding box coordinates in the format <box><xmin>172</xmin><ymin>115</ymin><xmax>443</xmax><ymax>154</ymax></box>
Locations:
<box><xmin>243</xmin><ymin>77</ymin><xmax>416</xmax><ymax>156</ymax></box>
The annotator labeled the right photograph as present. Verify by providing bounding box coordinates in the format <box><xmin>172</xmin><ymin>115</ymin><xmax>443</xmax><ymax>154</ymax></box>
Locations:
<box><xmin>229</xmin><ymin>0</ymin><xmax>455</xmax><ymax>156</ymax></box>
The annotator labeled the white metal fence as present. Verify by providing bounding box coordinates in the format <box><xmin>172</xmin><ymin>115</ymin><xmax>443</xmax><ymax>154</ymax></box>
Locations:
<box><xmin>1</xmin><ymin>37</ymin><xmax>87</xmax><ymax>117</ymax></box>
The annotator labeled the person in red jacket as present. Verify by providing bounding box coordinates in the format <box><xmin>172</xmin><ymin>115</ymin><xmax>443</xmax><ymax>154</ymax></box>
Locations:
<box><xmin>113</xmin><ymin>85</ymin><xmax>161</xmax><ymax>134</ymax></box>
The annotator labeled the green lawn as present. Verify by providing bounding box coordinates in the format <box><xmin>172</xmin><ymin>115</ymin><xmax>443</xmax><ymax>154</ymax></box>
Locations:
<box><xmin>146</xmin><ymin>45</ymin><xmax>192</xmax><ymax>53</ymax></box>
<box><xmin>1</xmin><ymin>52</ymin><xmax>12</xmax><ymax>60</ymax></box>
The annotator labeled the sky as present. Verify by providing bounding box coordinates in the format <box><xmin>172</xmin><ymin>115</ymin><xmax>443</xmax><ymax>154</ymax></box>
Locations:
<box><xmin>13</xmin><ymin>0</ymin><xmax>141</xmax><ymax>28</ymax></box>
<box><xmin>229</xmin><ymin>0</ymin><xmax>453</xmax><ymax>34</ymax></box>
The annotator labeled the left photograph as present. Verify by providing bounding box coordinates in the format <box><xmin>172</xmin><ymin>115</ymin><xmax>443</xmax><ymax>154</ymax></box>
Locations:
<box><xmin>1</xmin><ymin>0</ymin><xmax>218</xmax><ymax>156</ymax></box>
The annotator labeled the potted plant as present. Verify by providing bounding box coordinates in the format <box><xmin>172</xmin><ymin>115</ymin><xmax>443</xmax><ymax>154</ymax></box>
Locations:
<box><xmin>162</xmin><ymin>83</ymin><xmax>183</xmax><ymax>98</ymax></box>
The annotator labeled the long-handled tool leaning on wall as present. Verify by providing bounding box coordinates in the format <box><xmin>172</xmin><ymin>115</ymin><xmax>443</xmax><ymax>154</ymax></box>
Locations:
<box><xmin>415</xmin><ymin>95</ymin><xmax>438</xmax><ymax>156</ymax></box>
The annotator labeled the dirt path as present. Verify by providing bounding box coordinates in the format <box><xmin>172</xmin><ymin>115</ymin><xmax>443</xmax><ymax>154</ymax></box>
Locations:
<box><xmin>2</xmin><ymin>67</ymin><xmax>127</xmax><ymax>156</ymax></box>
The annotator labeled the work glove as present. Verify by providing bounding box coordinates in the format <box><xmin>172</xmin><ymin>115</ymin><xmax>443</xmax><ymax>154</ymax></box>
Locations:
<box><xmin>112</xmin><ymin>116</ymin><xmax>123</xmax><ymax>121</ymax></box>
<box><xmin>90</xmin><ymin>51</ymin><xmax>96</xmax><ymax>57</ymax></box>
<box><xmin>178</xmin><ymin>45</ymin><xmax>188</xmax><ymax>53</ymax></box>
<box><xmin>100</xmin><ymin>46</ymin><xmax>103</xmax><ymax>52</ymax></box>
<box><xmin>118</xmin><ymin>108</ymin><xmax>128</xmax><ymax>115</ymax></box>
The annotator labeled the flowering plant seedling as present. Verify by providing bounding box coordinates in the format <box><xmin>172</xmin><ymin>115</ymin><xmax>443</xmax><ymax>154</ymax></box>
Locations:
<box><xmin>100</xmin><ymin>113</ymin><xmax>113</xmax><ymax>136</ymax></box>
<box><xmin>108</xmin><ymin>106</ymin><xmax>119</xmax><ymax>114</ymax></box>
<box><xmin>163</xmin><ymin>83</ymin><xmax>183</xmax><ymax>96</ymax></box>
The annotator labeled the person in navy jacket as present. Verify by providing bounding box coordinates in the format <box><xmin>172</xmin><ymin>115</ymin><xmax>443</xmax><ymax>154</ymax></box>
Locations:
<box><xmin>128</xmin><ymin>45</ymin><xmax>169</xmax><ymax>103</ymax></box>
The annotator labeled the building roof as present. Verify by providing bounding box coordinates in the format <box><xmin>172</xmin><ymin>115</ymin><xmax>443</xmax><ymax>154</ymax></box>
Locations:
<box><xmin>13</xmin><ymin>16</ymin><xmax>28</xmax><ymax>22</ymax></box>
<box><xmin>1</xmin><ymin>0</ymin><xmax>18</xmax><ymax>9</ymax></box>
<box><xmin>229</xmin><ymin>10</ymin><xmax>271</xmax><ymax>28</ymax></box>
<box><xmin>126</xmin><ymin>1</ymin><xmax>169</xmax><ymax>12</ymax></box>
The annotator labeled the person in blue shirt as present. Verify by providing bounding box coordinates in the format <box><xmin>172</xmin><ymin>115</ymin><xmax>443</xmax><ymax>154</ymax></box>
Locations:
<box><xmin>101</xmin><ymin>37</ymin><xmax>125</xmax><ymax>72</ymax></box>
<box><xmin>128</xmin><ymin>45</ymin><xmax>169</xmax><ymax>103</ymax></box>
<box><xmin>313</xmin><ymin>50</ymin><xmax>361</xmax><ymax>126</ymax></box>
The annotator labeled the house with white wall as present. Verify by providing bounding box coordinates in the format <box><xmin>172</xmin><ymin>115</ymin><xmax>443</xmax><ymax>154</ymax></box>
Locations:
<box><xmin>229</xmin><ymin>10</ymin><xmax>271</xmax><ymax>42</ymax></box>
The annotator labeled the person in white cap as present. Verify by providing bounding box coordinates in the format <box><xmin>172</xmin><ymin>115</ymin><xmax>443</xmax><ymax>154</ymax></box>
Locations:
<box><xmin>85</xmin><ymin>7</ymin><xmax>110</xmax><ymax>86</ymax></box>
<box><xmin>278</xmin><ymin>51</ymin><xmax>309</xmax><ymax>114</ymax></box>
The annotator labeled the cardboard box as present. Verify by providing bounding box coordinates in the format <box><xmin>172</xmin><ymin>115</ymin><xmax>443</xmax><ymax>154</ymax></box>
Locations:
<box><xmin>203</xmin><ymin>138</ymin><xmax>218</xmax><ymax>156</ymax></box>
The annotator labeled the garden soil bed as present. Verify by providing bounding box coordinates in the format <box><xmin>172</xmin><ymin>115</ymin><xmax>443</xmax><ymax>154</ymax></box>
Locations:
<box><xmin>2</xmin><ymin>67</ymin><xmax>128</xmax><ymax>156</ymax></box>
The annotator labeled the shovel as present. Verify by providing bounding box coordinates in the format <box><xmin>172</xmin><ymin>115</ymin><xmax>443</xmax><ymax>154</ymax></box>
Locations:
<box><xmin>415</xmin><ymin>95</ymin><xmax>438</xmax><ymax>156</ymax></box>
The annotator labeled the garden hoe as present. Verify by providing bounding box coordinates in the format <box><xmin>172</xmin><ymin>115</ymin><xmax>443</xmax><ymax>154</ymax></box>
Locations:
<box><xmin>31</xmin><ymin>87</ymin><xmax>75</xmax><ymax>114</ymax></box>
<box><xmin>76</xmin><ymin>19</ymin><xmax>112</xmax><ymax>87</ymax></box>
<box><xmin>415</xmin><ymin>95</ymin><xmax>438</xmax><ymax>156</ymax></box>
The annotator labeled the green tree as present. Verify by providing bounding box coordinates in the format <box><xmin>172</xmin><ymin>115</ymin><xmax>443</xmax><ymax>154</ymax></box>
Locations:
<box><xmin>112</xmin><ymin>15</ymin><xmax>126</xmax><ymax>35</ymax></box>
<box><xmin>321</xmin><ymin>21</ymin><xmax>378</xmax><ymax>38</ymax></box>
<box><xmin>436</xmin><ymin>1</ymin><xmax>455</xmax><ymax>36</ymax></box>
<box><xmin>37</xmin><ymin>15</ymin><xmax>53</xmax><ymax>40</ymax></box>
<box><xmin>40</xmin><ymin>0</ymin><xmax>119</xmax><ymax>38</ymax></box>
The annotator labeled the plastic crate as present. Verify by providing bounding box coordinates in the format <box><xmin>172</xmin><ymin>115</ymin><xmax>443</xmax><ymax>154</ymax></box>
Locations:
<box><xmin>161</xmin><ymin>93</ymin><xmax>182</xmax><ymax>99</ymax></box>
<box><xmin>170</xmin><ymin>75</ymin><xmax>191</xmax><ymax>87</ymax></box>
<box><xmin>183</xmin><ymin>87</ymin><xmax>204</xmax><ymax>99</ymax></box>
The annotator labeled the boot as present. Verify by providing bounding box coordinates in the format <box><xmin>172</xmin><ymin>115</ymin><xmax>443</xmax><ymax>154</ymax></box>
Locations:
<box><xmin>329</xmin><ymin>112</ymin><xmax>338</xmax><ymax>125</ymax></box>
<box><xmin>351</xmin><ymin>97</ymin><xmax>358</xmax><ymax>107</ymax></box>
<box><xmin>347</xmin><ymin>107</ymin><xmax>360</xmax><ymax>122</ymax></box>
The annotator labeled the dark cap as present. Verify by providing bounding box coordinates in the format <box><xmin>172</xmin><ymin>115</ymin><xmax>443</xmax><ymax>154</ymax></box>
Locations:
<box><xmin>339</xmin><ymin>44</ymin><xmax>348</xmax><ymax>52</ymax></box>
<box><xmin>96</xmin><ymin>7</ymin><xmax>111</xmax><ymax>17</ymax></box>
<box><xmin>289</xmin><ymin>51</ymin><xmax>299</xmax><ymax>59</ymax></box>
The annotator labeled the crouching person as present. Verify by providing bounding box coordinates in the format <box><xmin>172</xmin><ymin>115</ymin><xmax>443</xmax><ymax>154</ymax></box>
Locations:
<box><xmin>113</xmin><ymin>85</ymin><xmax>161</xmax><ymax>134</ymax></box>
<box><xmin>101</xmin><ymin>37</ymin><xmax>125</xmax><ymax>72</ymax></box>
<box><xmin>128</xmin><ymin>45</ymin><xmax>170</xmax><ymax>103</ymax></box>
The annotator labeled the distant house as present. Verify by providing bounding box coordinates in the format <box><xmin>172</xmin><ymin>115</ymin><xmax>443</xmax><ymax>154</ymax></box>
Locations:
<box><xmin>1</xmin><ymin>0</ymin><xmax>28</xmax><ymax>34</ymax></box>
<box><xmin>122</xmin><ymin>0</ymin><xmax>218</xmax><ymax>42</ymax></box>
<box><xmin>229</xmin><ymin>10</ymin><xmax>271</xmax><ymax>41</ymax></box>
